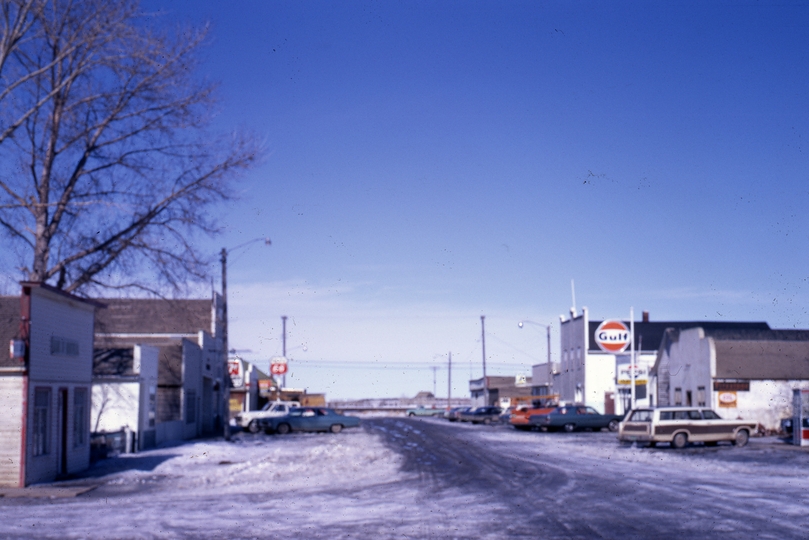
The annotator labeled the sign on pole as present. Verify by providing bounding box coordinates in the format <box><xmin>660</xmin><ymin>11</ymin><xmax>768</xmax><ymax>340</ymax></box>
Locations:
<box><xmin>594</xmin><ymin>320</ymin><xmax>631</xmax><ymax>353</ymax></box>
<box><xmin>270</xmin><ymin>356</ymin><xmax>288</xmax><ymax>375</ymax></box>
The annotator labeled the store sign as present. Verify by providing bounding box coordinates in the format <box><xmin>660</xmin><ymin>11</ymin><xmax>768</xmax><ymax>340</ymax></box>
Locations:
<box><xmin>270</xmin><ymin>356</ymin><xmax>288</xmax><ymax>375</ymax></box>
<box><xmin>228</xmin><ymin>359</ymin><xmax>244</xmax><ymax>388</ymax></box>
<box><xmin>595</xmin><ymin>320</ymin><xmax>631</xmax><ymax>353</ymax></box>
<box><xmin>718</xmin><ymin>391</ymin><xmax>737</xmax><ymax>408</ymax></box>
<box><xmin>617</xmin><ymin>364</ymin><xmax>648</xmax><ymax>385</ymax></box>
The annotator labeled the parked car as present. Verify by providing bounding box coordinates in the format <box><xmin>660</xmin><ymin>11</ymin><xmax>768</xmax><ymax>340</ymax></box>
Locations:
<box><xmin>509</xmin><ymin>406</ymin><xmax>555</xmax><ymax>431</ymax></box>
<box><xmin>406</xmin><ymin>406</ymin><xmax>445</xmax><ymax>417</ymax></box>
<box><xmin>259</xmin><ymin>407</ymin><xmax>360</xmax><ymax>435</ymax></box>
<box><xmin>234</xmin><ymin>400</ymin><xmax>300</xmax><ymax>433</ymax></box>
<box><xmin>529</xmin><ymin>405</ymin><xmax>623</xmax><ymax>432</ymax></box>
<box><xmin>458</xmin><ymin>406</ymin><xmax>503</xmax><ymax>425</ymax></box>
<box><xmin>444</xmin><ymin>407</ymin><xmax>471</xmax><ymax>422</ymax></box>
<box><xmin>618</xmin><ymin>407</ymin><xmax>758</xmax><ymax>448</ymax></box>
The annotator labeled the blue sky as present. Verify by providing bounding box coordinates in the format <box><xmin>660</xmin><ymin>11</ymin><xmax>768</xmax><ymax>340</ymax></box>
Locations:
<box><xmin>136</xmin><ymin>1</ymin><xmax>809</xmax><ymax>399</ymax></box>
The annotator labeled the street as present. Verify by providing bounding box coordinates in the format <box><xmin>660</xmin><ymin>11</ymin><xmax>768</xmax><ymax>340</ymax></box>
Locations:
<box><xmin>1</xmin><ymin>417</ymin><xmax>807</xmax><ymax>539</ymax></box>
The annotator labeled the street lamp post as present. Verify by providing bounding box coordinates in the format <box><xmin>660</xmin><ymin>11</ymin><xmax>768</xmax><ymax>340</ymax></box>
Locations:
<box><xmin>518</xmin><ymin>320</ymin><xmax>553</xmax><ymax>405</ymax></box>
<box><xmin>220</xmin><ymin>237</ymin><xmax>271</xmax><ymax>440</ymax></box>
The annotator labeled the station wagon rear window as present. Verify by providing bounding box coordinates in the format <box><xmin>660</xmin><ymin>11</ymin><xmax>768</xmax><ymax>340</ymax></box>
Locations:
<box><xmin>629</xmin><ymin>410</ymin><xmax>653</xmax><ymax>422</ymax></box>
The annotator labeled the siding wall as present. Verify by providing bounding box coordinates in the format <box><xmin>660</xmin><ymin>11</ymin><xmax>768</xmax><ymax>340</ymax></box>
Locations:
<box><xmin>0</xmin><ymin>376</ymin><xmax>24</xmax><ymax>487</ymax></box>
<box><xmin>24</xmin><ymin>287</ymin><xmax>94</xmax><ymax>485</ymax></box>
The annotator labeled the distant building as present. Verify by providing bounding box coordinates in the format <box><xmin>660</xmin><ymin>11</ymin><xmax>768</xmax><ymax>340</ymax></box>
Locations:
<box><xmin>91</xmin><ymin>344</ymin><xmax>159</xmax><ymax>450</ymax></box>
<box><xmin>93</xmin><ymin>297</ymin><xmax>225</xmax><ymax>444</ymax></box>
<box><xmin>228</xmin><ymin>357</ymin><xmax>273</xmax><ymax>413</ymax></box>
<box><xmin>469</xmin><ymin>376</ymin><xmax>533</xmax><ymax>408</ymax></box>
<box><xmin>0</xmin><ymin>283</ymin><xmax>97</xmax><ymax>487</ymax></box>
<box><xmin>557</xmin><ymin>307</ymin><xmax>770</xmax><ymax>414</ymax></box>
<box><xmin>652</xmin><ymin>327</ymin><xmax>809</xmax><ymax>431</ymax></box>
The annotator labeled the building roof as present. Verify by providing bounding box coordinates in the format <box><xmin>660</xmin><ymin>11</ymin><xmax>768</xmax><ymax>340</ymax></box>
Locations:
<box><xmin>95</xmin><ymin>298</ymin><xmax>212</xmax><ymax>335</ymax></box>
<box><xmin>0</xmin><ymin>297</ymin><xmax>21</xmax><ymax>368</ymax></box>
<box><xmin>715</xmin><ymin>337</ymin><xmax>809</xmax><ymax>380</ymax></box>
<box><xmin>587</xmin><ymin>321</ymin><xmax>771</xmax><ymax>353</ymax></box>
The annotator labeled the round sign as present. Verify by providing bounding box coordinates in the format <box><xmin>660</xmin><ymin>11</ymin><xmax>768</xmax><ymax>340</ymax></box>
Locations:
<box><xmin>595</xmin><ymin>320</ymin><xmax>631</xmax><ymax>353</ymax></box>
<box><xmin>270</xmin><ymin>363</ymin><xmax>288</xmax><ymax>375</ymax></box>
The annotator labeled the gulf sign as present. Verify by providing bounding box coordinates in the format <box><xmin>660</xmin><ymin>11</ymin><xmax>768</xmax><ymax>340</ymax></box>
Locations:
<box><xmin>595</xmin><ymin>320</ymin><xmax>631</xmax><ymax>353</ymax></box>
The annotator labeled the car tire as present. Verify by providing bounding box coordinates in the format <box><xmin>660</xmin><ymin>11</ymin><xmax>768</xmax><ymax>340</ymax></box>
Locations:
<box><xmin>563</xmin><ymin>423</ymin><xmax>576</xmax><ymax>433</ymax></box>
<box><xmin>408</xmin><ymin>413</ymin><xmax>415</xmax><ymax>417</ymax></box>
<box><xmin>672</xmin><ymin>432</ymin><xmax>688</xmax><ymax>449</ymax></box>
<box><xmin>607</xmin><ymin>420</ymin><xmax>620</xmax><ymax>432</ymax></box>
<box><xmin>247</xmin><ymin>420</ymin><xmax>259</xmax><ymax>434</ymax></box>
<box><xmin>330</xmin><ymin>424</ymin><xmax>343</xmax><ymax>434</ymax></box>
<box><xmin>733</xmin><ymin>429</ymin><xmax>749</xmax><ymax>447</ymax></box>
<box><xmin>275</xmin><ymin>423</ymin><xmax>291</xmax><ymax>435</ymax></box>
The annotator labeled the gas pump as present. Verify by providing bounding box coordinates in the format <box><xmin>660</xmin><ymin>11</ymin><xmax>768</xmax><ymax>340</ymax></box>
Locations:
<box><xmin>792</xmin><ymin>389</ymin><xmax>809</xmax><ymax>446</ymax></box>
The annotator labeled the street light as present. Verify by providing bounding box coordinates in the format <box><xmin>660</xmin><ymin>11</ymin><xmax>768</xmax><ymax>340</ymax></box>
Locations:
<box><xmin>220</xmin><ymin>237</ymin><xmax>271</xmax><ymax>440</ymax></box>
<box><xmin>518</xmin><ymin>320</ymin><xmax>554</xmax><ymax>405</ymax></box>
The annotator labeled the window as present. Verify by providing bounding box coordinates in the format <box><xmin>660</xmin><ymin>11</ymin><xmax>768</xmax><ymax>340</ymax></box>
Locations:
<box><xmin>659</xmin><ymin>411</ymin><xmax>674</xmax><ymax>420</ymax></box>
<box><xmin>73</xmin><ymin>388</ymin><xmax>87</xmax><ymax>447</ymax></box>
<box><xmin>50</xmin><ymin>336</ymin><xmax>79</xmax><ymax>356</ymax></box>
<box><xmin>674</xmin><ymin>388</ymin><xmax>682</xmax><ymax>406</ymax></box>
<box><xmin>688</xmin><ymin>410</ymin><xmax>701</xmax><ymax>420</ymax></box>
<box><xmin>630</xmin><ymin>410</ymin><xmax>653</xmax><ymax>422</ymax></box>
<box><xmin>686</xmin><ymin>390</ymin><xmax>693</xmax><ymax>407</ymax></box>
<box><xmin>697</xmin><ymin>386</ymin><xmax>706</xmax><ymax>407</ymax></box>
<box><xmin>702</xmin><ymin>410</ymin><xmax>720</xmax><ymax>420</ymax></box>
<box><xmin>185</xmin><ymin>390</ymin><xmax>197</xmax><ymax>424</ymax></box>
<box><xmin>33</xmin><ymin>388</ymin><xmax>51</xmax><ymax>456</ymax></box>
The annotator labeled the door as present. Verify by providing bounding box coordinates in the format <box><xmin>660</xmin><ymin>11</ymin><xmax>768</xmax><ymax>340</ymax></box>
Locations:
<box><xmin>58</xmin><ymin>388</ymin><xmax>69</xmax><ymax>476</ymax></box>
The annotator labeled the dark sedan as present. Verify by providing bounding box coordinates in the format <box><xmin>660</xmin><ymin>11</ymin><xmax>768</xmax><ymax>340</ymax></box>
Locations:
<box><xmin>529</xmin><ymin>405</ymin><xmax>623</xmax><ymax>432</ymax></box>
<box><xmin>259</xmin><ymin>407</ymin><xmax>360</xmax><ymax>435</ymax></box>
<box><xmin>458</xmin><ymin>406</ymin><xmax>503</xmax><ymax>425</ymax></box>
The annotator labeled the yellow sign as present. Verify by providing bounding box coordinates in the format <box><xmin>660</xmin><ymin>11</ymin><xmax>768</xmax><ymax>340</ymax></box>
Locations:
<box><xmin>718</xmin><ymin>391</ymin><xmax>737</xmax><ymax>408</ymax></box>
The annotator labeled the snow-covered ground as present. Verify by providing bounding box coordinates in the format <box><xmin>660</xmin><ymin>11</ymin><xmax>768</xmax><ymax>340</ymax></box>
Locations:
<box><xmin>0</xmin><ymin>428</ymin><xmax>496</xmax><ymax>539</ymax></box>
<box><xmin>1</xmin><ymin>420</ymin><xmax>808</xmax><ymax>539</ymax></box>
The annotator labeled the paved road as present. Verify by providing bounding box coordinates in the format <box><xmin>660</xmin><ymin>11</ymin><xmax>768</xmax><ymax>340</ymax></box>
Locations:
<box><xmin>363</xmin><ymin>417</ymin><xmax>809</xmax><ymax>539</ymax></box>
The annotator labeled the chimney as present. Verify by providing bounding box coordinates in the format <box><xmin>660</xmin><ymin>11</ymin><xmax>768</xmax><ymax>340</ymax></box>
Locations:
<box><xmin>642</xmin><ymin>311</ymin><xmax>649</xmax><ymax>323</ymax></box>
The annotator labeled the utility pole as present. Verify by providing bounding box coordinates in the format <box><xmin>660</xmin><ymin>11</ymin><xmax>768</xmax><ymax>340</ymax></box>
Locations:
<box><xmin>220</xmin><ymin>248</ymin><xmax>230</xmax><ymax>441</ymax></box>
<box><xmin>481</xmin><ymin>315</ymin><xmax>487</xmax><ymax>405</ymax></box>
<box><xmin>447</xmin><ymin>351</ymin><xmax>452</xmax><ymax>409</ymax></box>
<box><xmin>282</xmin><ymin>315</ymin><xmax>287</xmax><ymax>388</ymax></box>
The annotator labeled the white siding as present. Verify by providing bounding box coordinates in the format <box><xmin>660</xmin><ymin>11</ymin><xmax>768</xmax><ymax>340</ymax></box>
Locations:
<box><xmin>0</xmin><ymin>376</ymin><xmax>24</xmax><ymax>487</ymax></box>
<box><xmin>28</xmin><ymin>289</ymin><xmax>94</xmax><ymax>384</ymax></box>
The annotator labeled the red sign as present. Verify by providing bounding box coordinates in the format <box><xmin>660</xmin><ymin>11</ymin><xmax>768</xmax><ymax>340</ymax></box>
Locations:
<box><xmin>595</xmin><ymin>320</ymin><xmax>631</xmax><ymax>353</ymax></box>
<box><xmin>270</xmin><ymin>363</ymin><xmax>287</xmax><ymax>375</ymax></box>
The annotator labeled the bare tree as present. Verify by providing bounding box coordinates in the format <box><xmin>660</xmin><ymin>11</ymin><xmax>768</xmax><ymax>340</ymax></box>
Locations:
<box><xmin>0</xmin><ymin>0</ymin><xmax>259</xmax><ymax>295</ymax></box>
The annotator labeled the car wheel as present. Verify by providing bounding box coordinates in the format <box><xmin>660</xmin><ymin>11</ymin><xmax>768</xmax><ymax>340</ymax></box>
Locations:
<box><xmin>275</xmin><ymin>423</ymin><xmax>291</xmax><ymax>435</ymax></box>
<box><xmin>408</xmin><ymin>413</ymin><xmax>415</xmax><ymax>417</ymax></box>
<box><xmin>330</xmin><ymin>424</ymin><xmax>343</xmax><ymax>434</ymax></box>
<box><xmin>672</xmin><ymin>432</ymin><xmax>688</xmax><ymax>449</ymax></box>
<box><xmin>563</xmin><ymin>423</ymin><xmax>576</xmax><ymax>433</ymax></box>
<box><xmin>733</xmin><ymin>429</ymin><xmax>749</xmax><ymax>447</ymax></box>
<box><xmin>247</xmin><ymin>420</ymin><xmax>260</xmax><ymax>434</ymax></box>
<box><xmin>607</xmin><ymin>419</ymin><xmax>620</xmax><ymax>432</ymax></box>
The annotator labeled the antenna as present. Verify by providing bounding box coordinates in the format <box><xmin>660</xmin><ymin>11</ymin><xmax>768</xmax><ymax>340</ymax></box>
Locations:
<box><xmin>571</xmin><ymin>279</ymin><xmax>577</xmax><ymax>315</ymax></box>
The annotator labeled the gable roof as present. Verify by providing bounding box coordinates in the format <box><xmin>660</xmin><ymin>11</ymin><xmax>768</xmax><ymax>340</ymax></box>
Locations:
<box><xmin>95</xmin><ymin>298</ymin><xmax>212</xmax><ymax>335</ymax></box>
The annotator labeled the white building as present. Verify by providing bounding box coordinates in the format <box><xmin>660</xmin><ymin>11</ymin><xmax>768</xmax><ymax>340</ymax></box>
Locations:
<box><xmin>652</xmin><ymin>327</ymin><xmax>809</xmax><ymax>431</ymax></box>
<box><xmin>0</xmin><ymin>283</ymin><xmax>97</xmax><ymax>487</ymax></box>
<box><xmin>557</xmin><ymin>307</ymin><xmax>770</xmax><ymax>415</ymax></box>
<box><xmin>91</xmin><ymin>344</ymin><xmax>159</xmax><ymax>450</ymax></box>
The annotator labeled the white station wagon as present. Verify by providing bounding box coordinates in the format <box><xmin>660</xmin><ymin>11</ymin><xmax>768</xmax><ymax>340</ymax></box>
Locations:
<box><xmin>619</xmin><ymin>407</ymin><xmax>758</xmax><ymax>449</ymax></box>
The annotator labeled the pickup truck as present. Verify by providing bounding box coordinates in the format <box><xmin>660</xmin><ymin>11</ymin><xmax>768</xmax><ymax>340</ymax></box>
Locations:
<box><xmin>406</xmin><ymin>406</ymin><xmax>445</xmax><ymax>417</ymax></box>
<box><xmin>234</xmin><ymin>401</ymin><xmax>301</xmax><ymax>433</ymax></box>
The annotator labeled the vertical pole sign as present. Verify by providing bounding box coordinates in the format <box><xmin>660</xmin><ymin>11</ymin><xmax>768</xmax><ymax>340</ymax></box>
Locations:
<box><xmin>594</xmin><ymin>318</ymin><xmax>633</xmax><ymax>410</ymax></box>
